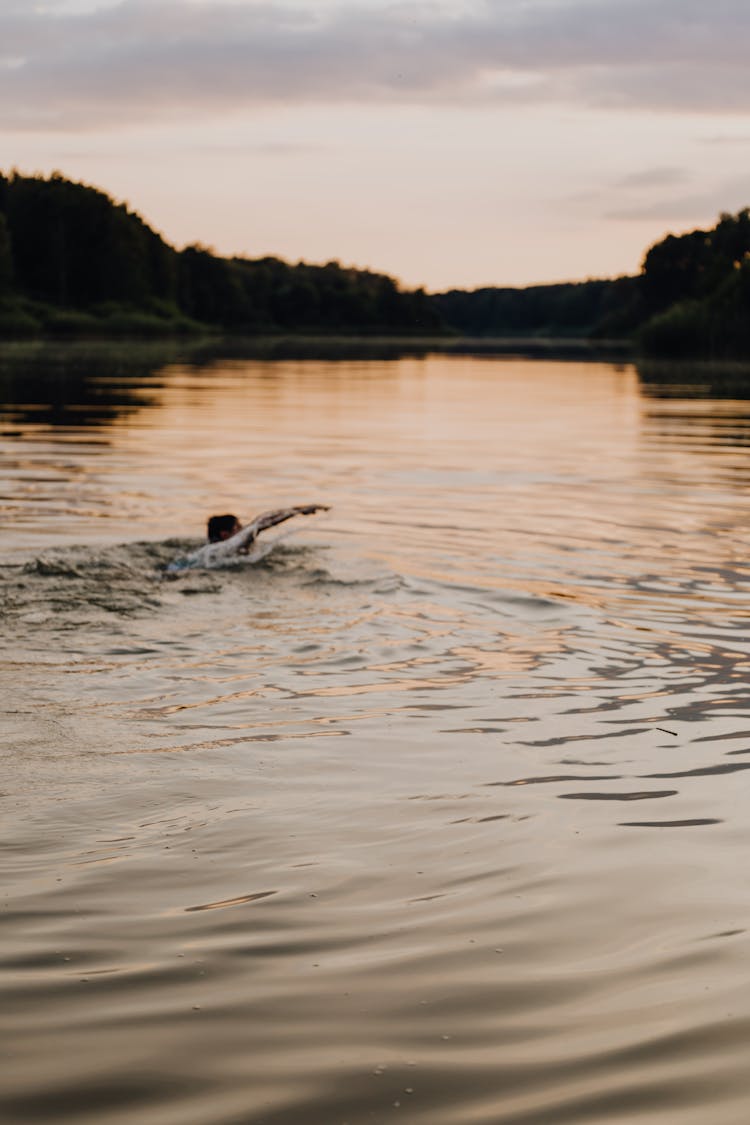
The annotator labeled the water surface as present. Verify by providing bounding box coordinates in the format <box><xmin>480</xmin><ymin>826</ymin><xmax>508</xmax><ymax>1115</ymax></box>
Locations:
<box><xmin>2</xmin><ymin>342</ymin><xmax>750</xmax><ymax>1124</ymax></box>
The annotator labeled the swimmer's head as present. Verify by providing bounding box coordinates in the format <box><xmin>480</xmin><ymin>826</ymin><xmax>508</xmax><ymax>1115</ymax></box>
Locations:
<box><xmin>207</xmin><ymin>513</ymin><xmax>241</xmax><ymax>542</ymax></box>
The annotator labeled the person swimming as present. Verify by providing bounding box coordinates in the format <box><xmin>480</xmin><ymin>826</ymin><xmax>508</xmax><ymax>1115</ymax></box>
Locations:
<box><xmin>167</xmin><ymin>504</ymin><xmax>330</xmax><ymax>572</ymax></box>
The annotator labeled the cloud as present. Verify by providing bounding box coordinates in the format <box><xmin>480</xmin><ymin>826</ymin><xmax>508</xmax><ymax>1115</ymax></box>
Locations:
<box><xmin>1</xmin><ymin>0</ymin><xmax>750</xmax><ymax>130</ymax></box>
<box><xmin>701</xmin><ymin>134</ymin><xmax>750</xmax><ymax>146</ymax></box>
<box><xmin>614</xmin><ymin>168</ymin><xmax>690</xmax><ymax>190</ymax></box>
<box><xmin>605</xmin><ymin>175</ymin><xmax>750</xmax><ymax>222</ymax></box>
<box><xmin>605</xmin><ymin>196</ymin><xmax>726</xmax><ymax>222</ymax></box>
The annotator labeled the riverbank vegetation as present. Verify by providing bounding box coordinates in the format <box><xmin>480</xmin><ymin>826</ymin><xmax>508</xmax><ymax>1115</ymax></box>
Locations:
<box><xmin>2</xmin><ymin>171</ymin><xmax>750</xmax><ymax>357</ymax></box>
<box><xmin>0</xmin><ymin>172</ymin><xmax>441</xmax><ymax>338</ymax></box>
<box><xmin>435</xmin><ymin>210</ymin><xmax>750</xmax><ymax>357</ymax></box>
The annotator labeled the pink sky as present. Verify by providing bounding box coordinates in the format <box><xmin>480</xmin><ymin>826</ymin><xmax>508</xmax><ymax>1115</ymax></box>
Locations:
<box><xmin>3</xmin><ymin>0</ymin><xmax>750</xmax><ymax>290</ymax></box>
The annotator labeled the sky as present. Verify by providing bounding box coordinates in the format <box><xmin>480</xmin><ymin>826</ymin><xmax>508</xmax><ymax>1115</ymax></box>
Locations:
<box><xmin>3</xmin><ymin>0</ymin><xmax>750</xmax><ymax>290</ymax></box>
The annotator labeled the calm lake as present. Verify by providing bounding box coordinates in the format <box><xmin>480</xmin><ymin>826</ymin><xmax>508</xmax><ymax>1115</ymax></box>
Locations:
<box><xmin>2</xmin><ymin>340</ymin><xmax>750</xmax><ymax>1125</ymax></box>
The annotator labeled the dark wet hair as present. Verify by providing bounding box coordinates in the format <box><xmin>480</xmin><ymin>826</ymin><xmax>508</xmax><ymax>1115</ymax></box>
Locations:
<box><xmin>207</xmin><ymin>513</ymin><xmax>239</xmax><ymax>542</ymax></box>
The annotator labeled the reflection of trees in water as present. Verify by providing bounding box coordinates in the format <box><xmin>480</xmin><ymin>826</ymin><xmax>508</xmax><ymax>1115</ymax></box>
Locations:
<box><xmin>637</xmin><ymin>360</ymin><xmax>750</xmax><ymax>451</ymax></box>
<box><xmin>0</xmin><ymin>338</ymin><xmax>439</xmax><ymax>430</ymax></box>
<box><xmin>185</xmin><ymin>337</ymin><xmax>436</xmax><ymax>363</ymax></box>
<box><xmin>0</xmin><ymin>340</ymin><xmax>176</xmax><ymax>427</ymax></box>
<box><xmin>187</xmin><ymin>337</ymin><xmax>628</xmax><ymax>362</ymax></box>
<box><xmin>637</xmin><ymin>359</ymin><xmax>750</xmax><ymax>400</ymax></box>
<box><xmin>1</xmin><ymin>337</ymin><xmax>631</xmax><ymax>430</ymax></box>
<box><xmin>0</xmin><ymin>338</ymin><xmax>439</xmax><ymax>429</ymax></box>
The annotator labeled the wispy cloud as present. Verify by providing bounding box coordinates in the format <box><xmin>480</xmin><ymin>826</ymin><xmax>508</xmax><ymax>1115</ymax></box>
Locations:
<box><xmin>1</xmin><ymin>0</ymin><xmax>750</xmax><ymax>130</ymax></box>
<box><xmin>614</xmin><ymin>167</ymin><xmax>690</xmax><ymax>190</ymax></box>
<box><xmin>606</xmin><ymin>196</ymin><xmax>724</xmax><ymax>223</ymax></box>
<box><xmin>700</xmin><ymin>134</ymin><xmax>750</xmax><ymax>146</ymax></box>
<box><xmin>605</xmin><ymin>175</ymin><xmax>750</xmax><ymax>222</ymax></box>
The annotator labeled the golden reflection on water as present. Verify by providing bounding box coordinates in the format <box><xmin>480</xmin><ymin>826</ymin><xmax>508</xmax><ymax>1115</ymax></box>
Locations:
<box><xmin>3</xmin><ymin>355</ymin><xmax>642</xmax><ymax>546</ymax></box>
<box><xmin>3</xmin><ymin>347</ymin><xmax>750</xmax><ymax>1125</ymax></box>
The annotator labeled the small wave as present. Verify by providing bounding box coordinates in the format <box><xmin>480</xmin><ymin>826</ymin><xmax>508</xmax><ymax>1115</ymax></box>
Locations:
<box><xmin>619</xmin><ymin>818</ymin><xmax>722</xmax><ymax>828</ymax></box>
<box><xmin>2</xmin><ymin>543</ymin><xmax>168</xmax><ymax>627</ymax></box>
<box><xmin>2</xmin><ymin>537</ymin><xmax>402</xmax><ymax>632</ymax></box>
<box><xmin>302</xmin><ymin>566</ymin><xmax>406</xmax><ymax>593</ymax></box>
<box><xmin>558</xmin><ymin>789</ymin><xmax>678</xmax><ymax>802</ymax></box>
<box><xmin>24</xmin><ymin>557</ymin><xmax>87</xmax><ymax>579</ymax></box>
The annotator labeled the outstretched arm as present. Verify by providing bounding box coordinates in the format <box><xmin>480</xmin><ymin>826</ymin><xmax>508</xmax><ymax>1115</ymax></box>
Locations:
<box><xmin>170</xmin><ymin>504</ymin><xmax>330</xmax><ymax>571</ymax></box>
<box><xmin>203</xmin><ymin>504</ymin><xmax>330</xmax><ymax>563</ymax></box>
<box><xmin>246</xmin><ymin>504</ymin><xmax>330</xmax><ymax>541</ymax></box>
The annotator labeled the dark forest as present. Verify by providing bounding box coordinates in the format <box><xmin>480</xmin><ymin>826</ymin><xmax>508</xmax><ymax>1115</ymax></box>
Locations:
<box><xmin>2</xmin><ymin>171</ymin><xmax>750</xmax><ymax>356</ymax></box>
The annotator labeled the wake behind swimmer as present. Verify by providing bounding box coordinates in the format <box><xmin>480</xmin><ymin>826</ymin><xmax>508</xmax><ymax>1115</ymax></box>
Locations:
<box><xmin>166</xmin><ymin>504</ymin><xmax>330</xmax><ymax>573</ymax></box>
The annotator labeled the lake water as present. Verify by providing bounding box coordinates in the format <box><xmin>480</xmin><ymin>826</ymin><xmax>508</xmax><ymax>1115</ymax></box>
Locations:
<box><xmin>2</xmin><ymin>341</ymin><xmax>750</xmax><ymax>1125</ymax></box>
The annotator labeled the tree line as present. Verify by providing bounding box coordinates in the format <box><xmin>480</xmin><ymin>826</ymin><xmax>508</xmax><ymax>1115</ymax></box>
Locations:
<box><xmin>0</xmin><ymin>172</ymin><xmax>441</xmax><ymax>337</ymax></box>
<box><xmin>434</xmin><ymin>210</ymin><xmax>750</xmax><ymax>357</ymax></box>
<box><xmin>2</xmin><ymin>171</ymin><xmax>750</xmax><ymax>357</ymax></box>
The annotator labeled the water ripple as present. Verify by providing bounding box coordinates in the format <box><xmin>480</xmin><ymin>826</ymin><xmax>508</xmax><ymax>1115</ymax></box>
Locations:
<box><xmin>4</xmin><ymin>349</ymin><xmax>750</xmax><ymax>1124</ymax></box>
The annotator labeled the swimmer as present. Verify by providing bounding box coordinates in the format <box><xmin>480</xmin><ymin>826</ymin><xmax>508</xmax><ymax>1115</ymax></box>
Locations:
<box><xmin>167</xmin><ymin>504</ymin><xmax>329</xmax><ymax>572</ymax></box>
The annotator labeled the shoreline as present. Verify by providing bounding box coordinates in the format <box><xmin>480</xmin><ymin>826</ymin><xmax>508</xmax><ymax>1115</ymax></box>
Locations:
<box><xmin>0</xmin><ymin>332</ymin><xmax>633</xmax><ymax>360</ymax></box>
